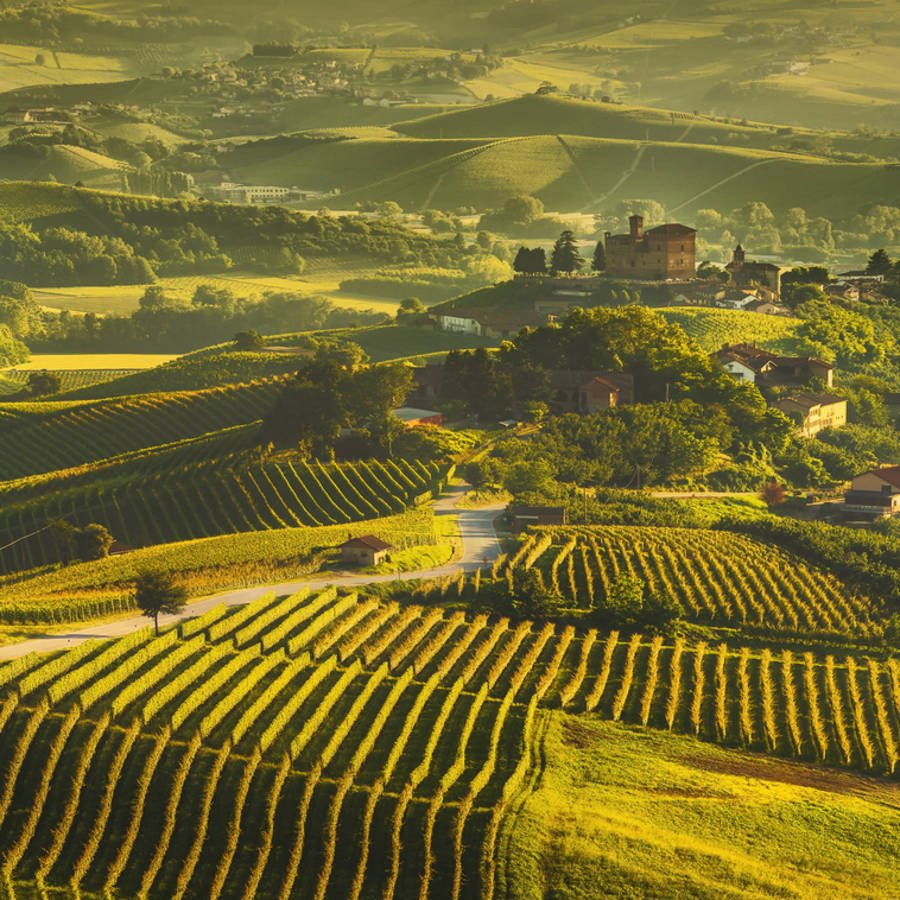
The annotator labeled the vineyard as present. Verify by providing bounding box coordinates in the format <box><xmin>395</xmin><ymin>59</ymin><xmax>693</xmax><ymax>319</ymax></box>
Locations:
<box><xmin>0</xmin><ymin>589</ymin><xmax>895</xmax><ymax>899</ymax></box>
<box><xmin>493</xmin><ymin>527</ymin><xmax>877</xmax><ymax>638</ymax></box>
<box><xmin>0</xmin><ymin>445</ymin><xmax>443</xmax><ymax>574</ymax></box>
<box><xmin>0</xmin><ymin>369</ymin><xmax>143</xmax><ymax>396</ymax></box>
<box><xmin>0</xmin><ymin>377</ymin><xmax>289</xmax><ymax>480</ymax></box>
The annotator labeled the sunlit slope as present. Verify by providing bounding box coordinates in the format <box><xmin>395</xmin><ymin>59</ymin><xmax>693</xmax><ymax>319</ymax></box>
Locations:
<box><xmin>330</xmin><ymin>134</ymin><xmax>900</xmax><ymax>215</ymax></box>
<box><xmin>393</xmin><ymin>94</ymin><xmax>782</xmax><ymax>145</ymax></box>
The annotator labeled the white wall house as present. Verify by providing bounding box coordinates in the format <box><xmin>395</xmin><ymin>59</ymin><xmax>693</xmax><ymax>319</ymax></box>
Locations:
<box><xmin>439</xmin><ymin>314</ymin><xmax>483</xmax><ymax>335</ymax></box>
<box><xmin>721</xmin><ymin>359</ymin><xmax>756</xmax><ymax>383</ymax></box>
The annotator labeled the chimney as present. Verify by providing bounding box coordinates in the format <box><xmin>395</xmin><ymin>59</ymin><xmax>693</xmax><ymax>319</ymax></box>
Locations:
<box><xmin>629</xmin><ymin>214</ymin><xmax>643</xmax><ymax>240</ymax></box>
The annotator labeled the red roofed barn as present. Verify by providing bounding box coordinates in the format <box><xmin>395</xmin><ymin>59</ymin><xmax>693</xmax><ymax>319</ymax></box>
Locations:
<box><xmin>340</xmin><ymin>535</ymin><xmax>392</xmax><ymax>566</ymax></box>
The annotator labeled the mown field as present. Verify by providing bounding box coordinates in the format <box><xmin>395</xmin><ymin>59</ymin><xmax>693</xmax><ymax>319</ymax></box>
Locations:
<box><xmin>0</xmin><ymin>586</ymin><xmax>895</xmax><ymax>900</ymax></box>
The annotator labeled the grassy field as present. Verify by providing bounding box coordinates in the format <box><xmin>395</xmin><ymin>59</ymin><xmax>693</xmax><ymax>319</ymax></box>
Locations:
<box><xmin>6</xmin><ymin>354</ymin><xmax>177</xmax><ymax>370</ymax></box>
<box><xmin>0</xmin><ymin>42</ymin><xmax>132</xmax><ymax>93</ymax></box>
<box><xmin>504</xmin><ymin>715</ymin><xmax>900</xmax><ymax>899</ymax></box>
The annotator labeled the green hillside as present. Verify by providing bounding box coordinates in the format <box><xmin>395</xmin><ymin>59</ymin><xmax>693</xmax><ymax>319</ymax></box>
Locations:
<box><xmin>0</xmin><ymin>144</ymin><xmax>126</xmax><ymax>190</ymax></box>
<box><xmin>0</xmin><ymin>590</ymin><xmax>895</xmax><ymax>899</ymax></box>
<box><xmin>393</xmin><ymin>94</ymin><xmax>789</xmax><ymax>147</ymax></box>
<box><xmin>658</xmin><ymin>308</ymin><xmax>801</xmax><ymax>354</ymax></box>
<box><xmin>0</xmin><ymin>378</ymin><xmax>287</xmax><ymax>480</ymax></box>
<box><xmin>222</xmin><ymin>125</ymin><xmax>900</xmax><ymax>217</ymax></box>
<box><xmin>0</xmin><ymin>447</ymin><xmax>440</xmax><ymax>575</ymax></box>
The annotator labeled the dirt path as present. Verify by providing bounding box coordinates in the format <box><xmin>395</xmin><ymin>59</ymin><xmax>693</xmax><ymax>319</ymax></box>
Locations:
<box><xmin>0</xmin><ymin>486</ymin><xmax>505</xmax><ymax>661</ymax></box>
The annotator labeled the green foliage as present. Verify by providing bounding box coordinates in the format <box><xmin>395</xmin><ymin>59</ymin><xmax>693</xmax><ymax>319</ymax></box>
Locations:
<box><xmin>134</xmin><ymin>571</ymin><xmax>188</xmax><ymax>634</ymax></box>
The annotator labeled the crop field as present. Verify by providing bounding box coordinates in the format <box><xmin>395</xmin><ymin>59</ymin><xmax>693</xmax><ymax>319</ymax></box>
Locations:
<box><xmin>0</xmin><ymin>508</ymin><xmax>436</xmax><ymax>625</ymax></box>
<box><xmin>7</xmin><ymin>353</ymin><xmax>174</xmax><ymax>370</ymax></box>
<box><xmin>0</xmin><ymin>589</ymin><xmax>894</xmax><ymax>898</ymax></box>
<box><xmin>0</xmin><ymin>377</ymin><xmax>287</xmax><ymax>479</ymax></box>
<box><xmin>0</xmin><ymin>42</ymin><xmax>132</xmax><ymax>92</ymax></box>
<box><xmin>498</xmin><ymin>527</ymin><xmax>877</xmax><ymax>639</ymax></box>
<box><xmin>0</xmin><ymin>369</ymin><xmax>142</xmax><ymax>395</ymax></box>
<box><xmin>0</xmin><ymin>450</ymin><xmax>442</xmax><ymax>574</ymax></box>
<box><xmin>658</xmin><ymin>307</ymin><xmax>801</xmax><ymax>353</ymax></box>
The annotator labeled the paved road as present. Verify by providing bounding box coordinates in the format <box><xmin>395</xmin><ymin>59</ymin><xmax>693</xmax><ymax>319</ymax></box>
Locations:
<box><xmin>0</xmin><ymin>486</ymin><xmax>505</xmax><ymax>661</ymax></box>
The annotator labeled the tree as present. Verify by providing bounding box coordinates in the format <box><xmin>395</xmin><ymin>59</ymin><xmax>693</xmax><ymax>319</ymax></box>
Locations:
<box><xmin>549</xmin><ymin>230</ymin><xmax>583</xmax><ymax>275</ymax></box>
<box><xmin>74</xmin><ymin>524</ymin><xmax>113</xmax><ymax>561</ymax></box>
<box><xmin>591</xmin><ymin>241</ymin><xmax>606</xmax><ymax>273</ymax></box>
<box><xmin>464</xmin><ymin>460</ymin><xmax>491</xmax><ymax>495</ymax></box>
<box><xmin>46</xmin><ymin>518</ymin><xmax>76</xmax><ymax>564</ymax></box>
<box><xmin>397</xmin><ymin>297</ymin><xmax>425</xmax><ymax>322</ymax></box>
<box><xmin>135</xmin><ymin>571</ymin><xmax>188</xmax><ymax>635</ymax></box>
<box><xmin>761</xmin><ymin>481</ymin><xmax>786</xmax><ymax>507</ymax></box>
<box><xmin>867</xmin><ymin>248</ymin><xmax>892</xmax><ymax>276</ymax></box>
<box><xmin>233</xmin><ymin>329</ymin><xmax>263</xmax><ymax>350</ymax></box>
<box><xmin>27</xmin><ymin>371</ymin><xmax>61</xmax><ymax>396</ymax></box>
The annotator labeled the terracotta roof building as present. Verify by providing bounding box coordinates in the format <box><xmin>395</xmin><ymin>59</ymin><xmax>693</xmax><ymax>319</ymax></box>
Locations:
<box><xmin>339</xmin><ymin>535</ymin><xmax>392</xmax><ymax>566</ymax></box>
<box><xmin>725</xmin><ymin>245</ymin><xmax>784</xmax><ymax>295</ymax></box>
<box><xmin>548</xmin><ymin>370</ymin><xmax>634</xmax><ymax>414</ymax></box>
<box><xmin>773</xmin><ymin>393</ymin><xmax>847</xmax><ymax>438</ymax></box>
<box><xmin>844</xmin><ymin>466</ymin><xmax>900</xmax><ymax>520</ymax></box>
<box><xmin>715</xmin><ymin>343</ymin><xmax>834</xmax><ymax>388</ymax></box>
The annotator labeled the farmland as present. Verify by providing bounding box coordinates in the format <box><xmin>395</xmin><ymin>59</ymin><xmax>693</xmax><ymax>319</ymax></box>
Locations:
<box><xmin>0</xmin><ymin>377</ymin><xmax>288</xmax><ymax>479</ymax></box>
<box><xmin>0</xmin><ymin>449</ymin><xmax>443</xmax><ymax>574</ymax></box>
<box><xmin>0</xmin><ymin>588</ymin><xmax>895</xmax><ymax>900</ymax></box>
<box><xmin>658</xmin><ymin>307</ymin><xmax>801</xmax><ymax>354</ymax></box>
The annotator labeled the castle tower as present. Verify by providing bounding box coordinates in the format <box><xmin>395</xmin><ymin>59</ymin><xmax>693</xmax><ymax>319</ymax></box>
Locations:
<box><xmin>732</xmin><ymin>244</ymin><xmax>745</xmax><ymax>267</ymax></box>
<box><xmin>629</xmin><ymin>214</ymin><xmax>644</xmax><ymax>241</ymax></box>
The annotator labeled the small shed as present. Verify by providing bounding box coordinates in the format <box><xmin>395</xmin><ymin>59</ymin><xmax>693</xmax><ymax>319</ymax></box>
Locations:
<box><xmin>340</xmin><ymin>535</ymin><xmax>393</xmax><ymax>566</ymax></box>
<box><xmin>508</xmin><ymin>505</ymin><xmax>567</xmax><ymax>533</ymax></box>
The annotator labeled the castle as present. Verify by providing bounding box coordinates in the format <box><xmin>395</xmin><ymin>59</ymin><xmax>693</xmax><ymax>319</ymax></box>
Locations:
<box><xmin>604</xmin><ymin>215</ymin><xmax>696</xmax><ymax>280</ymax></box>
<box><xmin>725</xmin><ymin>245</ymin><xmax>783</xmax><ymax>295</ymax></box>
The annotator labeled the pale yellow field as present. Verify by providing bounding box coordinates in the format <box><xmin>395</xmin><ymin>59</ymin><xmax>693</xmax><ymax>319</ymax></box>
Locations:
<box><xmin>33</xmin><ymin>266</ymin><xmax>401</xmax><ymax>317</ymax></box>
<box><xmin>7</xmin><ymin>354</ymin><xmax>177</xmax><ymax>370</ymax></box>
<box><xmin>0</xmin><ymin>42</ymin><xmax>131</xmax><ymax>92</ymax></box>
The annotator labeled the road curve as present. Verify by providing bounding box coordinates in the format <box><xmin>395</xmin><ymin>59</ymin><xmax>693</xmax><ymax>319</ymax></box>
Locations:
<box><xmin>0</xmin><ymin>487</ymin><xmax>505</xmax><ymax>661</ymax></box>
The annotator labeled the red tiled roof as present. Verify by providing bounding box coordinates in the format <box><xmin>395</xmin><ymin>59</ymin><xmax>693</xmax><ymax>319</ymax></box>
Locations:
<box><xmin>869</xmin><ymin>465</ymin><xmax>900</xmax><ymax>488</ymax></box>
<box><xmin>341</xmin><ymin>535</ymin><xmax>392</xmax><ymax>551</ymax></box>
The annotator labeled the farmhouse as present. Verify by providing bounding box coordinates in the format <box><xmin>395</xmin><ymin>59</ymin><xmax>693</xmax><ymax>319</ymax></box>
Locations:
<box><xmin>604</xmin><ymin>215</ymin><xmax>696</xmax><ymax>280</ymax></box>
<box><xmin>548</xmin><ymin>370</ymin><xmax>634</xmax><ymax>414</ymax></box>
<box><xmin>339</xmin><ymin>535</ymin><xmax>392</xmax><ymax>566</ymax></box>
<box><xmin>715</xmin><ymin>343</ymin><xmax>834</xmax><ymax>388</ymax></box>
<box><xmin>843</xmin><ymin>466</ymin><xmax>900</xmax><ymax>520</ymax></box>
<box><xmin>773</xmin><ymin>393</ymin><xmax>846</xmax><ymax>438</ymax></box>
<box><xmin>725</xmin><ymin>245</ymin><xmax>784</xmax><ymax>296</ymax></box>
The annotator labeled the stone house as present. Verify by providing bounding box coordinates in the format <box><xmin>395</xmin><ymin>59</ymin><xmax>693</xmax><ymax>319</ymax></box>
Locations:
<box><xmin>725</xmin><ymin>245</ymin><xmax>784</xmax><ymax>295</ymax></box>
<box><xmin>339</xmin><ymin>535</ymin><xmax>392</xmax><ymax>566</ymax></box>
<box><xmin>715</xmin><ymin>343</ymin><xmax>834</xmax><ymax>388</ymax></box>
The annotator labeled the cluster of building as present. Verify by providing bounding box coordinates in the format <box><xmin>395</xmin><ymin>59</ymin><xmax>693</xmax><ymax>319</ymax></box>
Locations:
<box><xmin>203</xmin><ymin>182</ymin><xmax>339</xmax><ymax>205</ymax></box>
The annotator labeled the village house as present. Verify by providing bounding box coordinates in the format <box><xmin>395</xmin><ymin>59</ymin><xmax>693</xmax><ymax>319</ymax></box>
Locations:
<box><xmin>773</xmin><ymin>393</ymin><xmax>847</xmax><ymax>438</ymax></box>
<box><xmin>715</xmin><ymin>343</ymin><xmax>834</xmax><ymax>388</ymax></box>
<box><xmin>843</xmin><ymin>466</ymin><xmax>900</xmax><ymax>520</ymax></box>
<box><xmin>725</xmin><ymin>245</ymin><xmax>784</xmax><ymax>296</ymax></box>
<box><xmin>604</xmin><ymin>215</ymin><xmax>697</xmax><ymax>280</ymax></box>
<box><xmin>548</xmin><ymin>370</ymin><xmax>634</xmax><ymax>414</ymax></box>
<box><xmin>339</xmin><ymin>535</ymin><xmax>392</xmax><ymax>566</ymax></box>
<box><xmin>508</xmin><ymin>505</ymin><xmax>567</xmax><ymax>533</ymax></box>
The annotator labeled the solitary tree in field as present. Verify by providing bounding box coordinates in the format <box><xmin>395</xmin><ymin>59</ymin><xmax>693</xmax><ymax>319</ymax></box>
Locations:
<box><xmin>27</xmin><ymin>371</ymin><xmax>61</xmax><ymax>397</ymax></box>
<box><xmin>233</xmin><ymin>329</ymin><xmax>263</xmax><ymax>350</ymax></box>
<box><xmin>591</xmin><ymin>241</ymin><xmax>606</xmax><ymax>273</ymax></box>
<box><xmin>550</xmin><ymin>230</ymin><xmax>583</xmax><ymax>275</ymax></box>
<box><xmin>135</xmin><ymin>572</ymin><xmax>188</xmax><ymax>636</ymax></box>
<box><xmin>74</xmin><ymin>524</ymin><xmax>113</xmax><ymax>561</ymax></box>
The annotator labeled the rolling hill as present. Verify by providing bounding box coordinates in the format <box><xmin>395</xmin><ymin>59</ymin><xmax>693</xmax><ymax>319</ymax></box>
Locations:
<box><xmin>220</xmin><ymin>123</ymin><xmax>900</xmax><ymax>218</ymax></box>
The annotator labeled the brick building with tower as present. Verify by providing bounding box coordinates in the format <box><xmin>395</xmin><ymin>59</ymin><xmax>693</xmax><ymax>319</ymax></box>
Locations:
<box><xmin>604</xmin><ymin>215</ymin><xmax>696</xmax><ymax>280</ymax></box>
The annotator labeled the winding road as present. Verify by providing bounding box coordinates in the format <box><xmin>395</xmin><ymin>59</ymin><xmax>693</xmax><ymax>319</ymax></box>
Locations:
<box><xmin>0</xmin><ymin>486</ymin><xmax>505</xmax><ymax>661</ymax></box>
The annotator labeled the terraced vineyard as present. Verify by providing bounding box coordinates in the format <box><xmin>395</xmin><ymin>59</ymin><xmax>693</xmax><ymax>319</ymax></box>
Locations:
<box><xmin>0</xmin><ymin>589</ymin><xmax>895</xmax><ymax>900</ymax></box>
<box><xmin>499</xmin><ymin>527</ymin><xmax>876</xmax><ymax>638</ymax></box>
<box><xmin>0</xmin><ymin>377</ymin><xmax>289</xmax><ymax>480</ymax></box>
<box><xmin>0</xmin><ymin>450</ymin><xmax>442</xmax><ymax>574</ymax></box>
